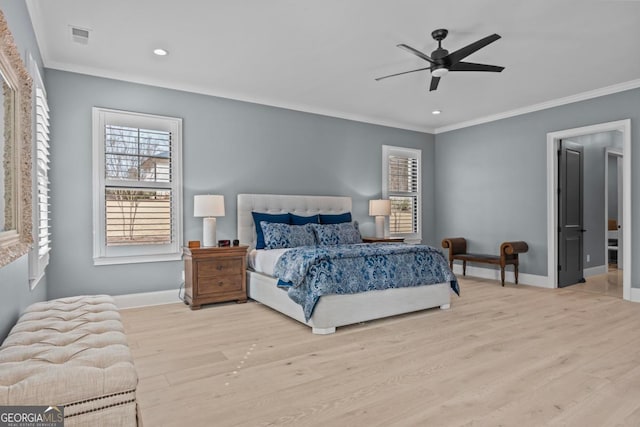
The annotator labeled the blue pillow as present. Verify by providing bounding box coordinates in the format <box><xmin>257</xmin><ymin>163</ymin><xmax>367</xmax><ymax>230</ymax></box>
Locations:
<box><xmin>261</xmin><ymin>222</ymin><xmax>316</xmax><ymax>249</ymax></box>
<box><xmin>319</xmin><ymin>212</ymin><xmax>352</xmax><ymax>224</ymax></box>
<box><xmin>311</xmin><ymin>223</ymin><xmax>362</xmax><ymax>245</ymax></box>
<box><xmin>290</xmin><ymin>213</ymin><xmax>320</xmax><ymax>225</ymax></box>
<box><xmin>252</xmin><ymin>212</ymin><xmax>290</xmax><ymax>249</ymax></box>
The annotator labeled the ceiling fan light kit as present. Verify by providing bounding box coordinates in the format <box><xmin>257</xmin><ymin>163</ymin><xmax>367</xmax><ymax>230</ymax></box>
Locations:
<box><xmin>376</xmin><ymin>28</ymin><xmax>504</xmax><ymax>91</ymax></box>
<box><xmin>431</xmin><ymin>68</ymin><xmax>449</xmax><ymax>78</ymax></box>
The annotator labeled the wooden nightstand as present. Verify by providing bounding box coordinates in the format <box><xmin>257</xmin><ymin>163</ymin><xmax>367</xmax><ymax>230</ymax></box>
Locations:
<box><xmin>183</xmin><ymin>245</ymin><xmax>248</xmax><ymax>310</ymax></box>
<box><xmin>362</xmin><ymin>236</ymin><xmax>405</xmax><ymax>243</ymax></box>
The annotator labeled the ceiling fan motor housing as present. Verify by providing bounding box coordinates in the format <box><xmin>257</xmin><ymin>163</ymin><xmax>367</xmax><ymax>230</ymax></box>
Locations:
<box><xmin>431</xmin><ymin>48</ymin><xmax>449</xmax><ymax>75</ymax></box>
<box><xmin>431</xmin><ymin>48</ymin><xmax>449</xmax><ymax>61</ymax></box>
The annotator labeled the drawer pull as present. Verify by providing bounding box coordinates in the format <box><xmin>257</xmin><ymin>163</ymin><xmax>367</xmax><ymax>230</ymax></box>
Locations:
<box><xmin>216</xmin><ymin>265</ymin><xmax>223</xmax><ymax>271</ymax></box>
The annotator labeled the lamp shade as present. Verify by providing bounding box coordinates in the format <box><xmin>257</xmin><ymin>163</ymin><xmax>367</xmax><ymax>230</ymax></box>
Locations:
<box><xmin>194</xmin><ymin>195</ymin><xmax>225</xmax><ymax>217</ymax></box>
<box><xmin>369</xmin><ymin>199</ymin><xmax>391</xmax><ymax>216</ymax></box>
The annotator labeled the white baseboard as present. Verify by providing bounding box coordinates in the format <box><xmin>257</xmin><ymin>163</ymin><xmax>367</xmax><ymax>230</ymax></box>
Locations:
<box><xmin>451</xmin><ymin>263</ymin><xmax>640</xmax><ymax>298</ymax></box>
<box><xmin>584</xmin><ymin>265</ymin><xmax>608</xmax><ymax>277</ymax></box>
<box><xmin>452</xmin><ymin>264</ymin><xmax>551</xmax><ymax>288</ymax></box>
<box><xmin>112</xmin><ymin>289</ymin><xmax>181</xmax><ymax>309</ymax></box>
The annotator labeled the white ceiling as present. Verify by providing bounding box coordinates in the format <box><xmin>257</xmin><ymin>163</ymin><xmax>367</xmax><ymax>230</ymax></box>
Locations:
<box><xmin>26</xmin><ymin>0</ymin><xmax>640</xmax><ymax>133</ymax></box>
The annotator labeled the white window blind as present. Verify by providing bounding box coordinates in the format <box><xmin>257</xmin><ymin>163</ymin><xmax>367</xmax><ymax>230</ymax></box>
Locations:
<box><xmin>92</xmin><ymin>108</ymin><xmax>182</xmax><ymax>265</ymax></box>
<box><xmin>104</xmin><ymin>125</ymin><xmax>173</xmax><ymax>246</ymax></box>
<box><xmin>29</xmin><ymin>57</ymin><xmax>51</xmax><ymax>288</ymax></box>
<box><xmin>34</xmin><ymin>87</ymin><xmax>51</xmax><ymax>256</ymax></box>
<box><xmin>382</xmin><ymin>145</ymin><xmax>421</xmax><ymax>241</ymax></box>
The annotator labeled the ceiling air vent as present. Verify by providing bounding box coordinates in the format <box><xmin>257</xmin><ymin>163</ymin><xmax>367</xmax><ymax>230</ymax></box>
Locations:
<box><xmin>70</xmin><ymin>26</ymin><xmax>90</xmax><ymax>45</ymax></box>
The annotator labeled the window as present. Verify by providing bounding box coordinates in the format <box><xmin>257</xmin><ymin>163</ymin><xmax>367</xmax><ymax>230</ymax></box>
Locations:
<box><xmin>382</xmin><ymin>145</ymin><xmax>421</xmax><ymax>242</ymax></box>
<box><xmin>28</xmin><ymin>58</ymin><xmax>50</xmax><ymax>287</ymax></box>
<box><xmin>92</xmin><ymin>108</ymin><xmax>182</xmax><ymax>265</ymax></box>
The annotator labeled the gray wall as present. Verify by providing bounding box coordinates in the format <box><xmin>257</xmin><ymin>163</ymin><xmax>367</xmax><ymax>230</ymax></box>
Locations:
<box><xmin>44</xmin><ymin>69</ymin><xmax>435</xmax><ymax>299</ymax></box>
<box><xmin>0</xmin><ymin>1</ymin><xmax>46</xmax><ymax>341</ymax></box>
<box><xmin>435</xmin><ymin>88</ymin><xmax>640</xmax><ymax>288</ymax></box>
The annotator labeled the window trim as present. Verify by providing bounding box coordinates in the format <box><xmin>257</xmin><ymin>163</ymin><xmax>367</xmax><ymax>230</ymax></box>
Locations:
<box><xmin>92</xmin><ymin>108</ymin><xmax>183</xmax><ymax>265</ymax></box>
<box><xmin>382</xmin><ymin>145</ymin><xmax>421</xmax><ymax>242</ymax></box>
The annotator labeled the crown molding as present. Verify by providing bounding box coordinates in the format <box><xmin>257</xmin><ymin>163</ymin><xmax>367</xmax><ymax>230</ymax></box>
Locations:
<box><xmin>51</xmin><ymin>59</ymin><xmax>640</xmax><ymax>136</ymax></box>
<box><xmin>44</xmin><ymin>60</ymin><xmax>436</xmax><ymax>135</ymax></box>
<box><xmin>41</xmin><ymin>59</ymin><xmax>640</xmax><ymax>137</ymax></box>
<box><xmin>435</xmin><ymin>78</ymin><xmax>640</xmax><ymax>134</ymax></box>
<box><xmin>44</xmin><ymin>60</ymin><xmax>640</xmax><ymax>137</ymax></box>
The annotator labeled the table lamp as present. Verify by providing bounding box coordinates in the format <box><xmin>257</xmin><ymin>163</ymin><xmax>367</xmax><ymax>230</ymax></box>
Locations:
<box><xmin>194</xmin><ymin>195</ymin><xmax>225</xmax><ymax>247</ymax></box>
<box><xmin>369</xmin><ymin>199</ymin><xmax>391</xmax><ymax>238</ymax></box>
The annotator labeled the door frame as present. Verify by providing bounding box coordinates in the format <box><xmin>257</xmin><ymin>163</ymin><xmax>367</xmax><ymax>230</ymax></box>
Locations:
<box><xmin>546</xmin><ymin>119</ymin><xmax>631</xmax><ymax>299</ymax></box>
<box><xmin>604</xmin><ymin>148</ymin><xmax>623</xmax><ymax>270</ymax></box>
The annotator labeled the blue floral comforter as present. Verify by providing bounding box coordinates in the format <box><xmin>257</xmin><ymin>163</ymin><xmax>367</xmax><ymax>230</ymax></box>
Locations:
<box><xmin>273</xmin><ymin>243</ymin><xmax>459</xmax><ymax>321</ymax></box>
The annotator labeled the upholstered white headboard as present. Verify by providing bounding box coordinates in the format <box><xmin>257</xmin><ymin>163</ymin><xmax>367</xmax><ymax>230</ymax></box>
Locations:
<box><xmin>237</xmin><ymin>194</ymin><xmax>352</xmax><ymax>249</ymax></box>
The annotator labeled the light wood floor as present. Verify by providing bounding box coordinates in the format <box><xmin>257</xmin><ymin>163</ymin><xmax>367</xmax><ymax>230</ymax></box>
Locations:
<box><xmin>571</xmin><ymin>267</ymin><xmax>623</xmax><ymax>298</ymax></box>
<box><xmin>121</xmin><ymin>277</ymin><xmax>640</xmax><ymax>426</ymax></box>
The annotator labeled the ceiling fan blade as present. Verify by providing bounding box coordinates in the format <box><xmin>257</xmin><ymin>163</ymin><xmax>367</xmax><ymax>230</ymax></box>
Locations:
<box><xmin>397</xmin><ymin>44</ymin><xmax>436</xmax><ymax>64</ymax></box>
<box><xmin>429</xmin><ymin>76</ymin><xmax>440</xmax><ymax>91</ymax></box>
<box><xmin>375</xmin><ymin>67</ymin><xmax>432</xmax><ymax>81</ymax></box>
<box><xmin>445</xmin><ymin>34</ymin><xmax>501</xmax><ymax>66</ymax></box>
<box><xmin>449</xmin><ymin>61</ymin><xmax>504</xmax><ymax>72</ymax></box>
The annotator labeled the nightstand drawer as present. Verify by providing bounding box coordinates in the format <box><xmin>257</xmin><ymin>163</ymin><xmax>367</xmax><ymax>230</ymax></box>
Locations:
<box><xmin>198</xmin><ymin>275</ymin><xmax>243</xmax><ymax>294</ymax></box>
<box><xmin>198</xmin><ymin>258</ymin><xmax>243</xmax><ymax>277</ymax></box>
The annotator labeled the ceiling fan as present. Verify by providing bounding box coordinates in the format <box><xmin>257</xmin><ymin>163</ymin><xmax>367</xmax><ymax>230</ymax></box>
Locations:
<box><xmin>376</xmin><ymin>29</ymin><xmax>504</xmax><ymax>91</ymax></box>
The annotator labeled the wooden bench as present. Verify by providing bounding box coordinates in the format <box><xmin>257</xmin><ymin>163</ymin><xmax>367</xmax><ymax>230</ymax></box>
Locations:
<box><xmin>442</xmin><ymin>237</ymin><xmax>529</xmax><ymax>286</ymax></box>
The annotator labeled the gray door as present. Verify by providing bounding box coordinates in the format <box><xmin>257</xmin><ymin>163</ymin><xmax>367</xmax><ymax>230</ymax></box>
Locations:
<box><xmin>558</xmin><ymin>140</ymin><xmax>584</xmax><ymax>287</ymax></box>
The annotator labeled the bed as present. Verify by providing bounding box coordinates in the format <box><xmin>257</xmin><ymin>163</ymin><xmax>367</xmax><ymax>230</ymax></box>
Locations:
<box><xmin>238</xmin><ymin>194</ymin><xmax>457</xmax><ymax>334</ymax></box>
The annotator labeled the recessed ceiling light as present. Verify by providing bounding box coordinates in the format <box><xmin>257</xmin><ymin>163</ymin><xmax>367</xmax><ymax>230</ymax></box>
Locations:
<box><xmin>153</xmin><ymin>48</ymin><xmax>168</xmax><ymax>56</ymax></box>
<box><xmin>432</xmin><ymin>110</ymin><xmax>442</xmax><ymax>115</ymax></box>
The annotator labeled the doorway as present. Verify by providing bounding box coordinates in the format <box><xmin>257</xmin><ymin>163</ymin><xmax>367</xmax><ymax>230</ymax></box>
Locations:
<box><xmin>546</xmin><ymin>120</ymin><xmax>632</xmax><ymax>300</ymax></box>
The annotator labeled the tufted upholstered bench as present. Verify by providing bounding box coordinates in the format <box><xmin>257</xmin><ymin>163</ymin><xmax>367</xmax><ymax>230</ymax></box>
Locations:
<box><xmin>0</xmin><ymin>295</ymin><xmax>139</xmax><ymax>426</ymax></box>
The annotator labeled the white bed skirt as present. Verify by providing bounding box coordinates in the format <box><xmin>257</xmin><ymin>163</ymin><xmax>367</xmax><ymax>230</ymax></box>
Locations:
<box><xmin>247</xmin><ymin>270</ymin><xmax>451</xmax><ymax>334</ymax></box>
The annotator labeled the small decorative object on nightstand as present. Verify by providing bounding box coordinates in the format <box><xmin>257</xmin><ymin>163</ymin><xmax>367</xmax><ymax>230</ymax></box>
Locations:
<box><xmin>362</xmin><ymin>236</ymin><xmax>404</xmax><ymax>243</ymax></box>
<box><xmin>369</xmin><ymin>199</ymin><xmax>391</xmax><ymax>238</ymax></box>
<box><xmin>193</xmin><ymin>195</ymin><xmax>225</xmax><ymax>247</ymax></box>
<box><xmin>183</xmin><ymin>245</ymin><xmax>248</xmax><ymax>310</ymax></box>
